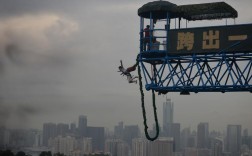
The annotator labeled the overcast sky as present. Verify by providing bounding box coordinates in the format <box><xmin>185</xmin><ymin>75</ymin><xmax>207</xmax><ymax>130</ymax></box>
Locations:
<box><xmin>0</xmin><ymin>0</ymin><xmax>251</xmax><ymax>134</ymax></box>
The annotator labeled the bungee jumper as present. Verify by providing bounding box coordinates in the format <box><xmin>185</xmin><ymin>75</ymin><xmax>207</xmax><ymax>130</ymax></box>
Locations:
<box><xmin>118</xmin><ymin>57</ymin><xmax>160</xmax><ymax>141</ymax></box>
<box><xmin>118</xmin><ymin>60</ymin><xmax>138</xmax><ymax>84</ymax></box>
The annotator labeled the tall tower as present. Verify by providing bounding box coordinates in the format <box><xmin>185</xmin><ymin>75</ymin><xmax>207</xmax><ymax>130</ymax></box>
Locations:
<box><xmin>197</xmin><ymin>122</ymin><xmax>209</xmax><ymax>149</ymax></box>
<box><xmin>226</xmin><ymin>125</ymin><xmax>241</xmax><ymax>156</ymax></box>
<box><xmin>163</xmin><ymin>98</ymin><xmax>174</xmax><ymax>137</ymax></box>
<box><xmin>114</xmin><ymin>121</ymin><xmax>124</xmax><ymax>139</ymax></box>
<box><xmin>43</xmin><ymin>123</ymin><xmax>57</xmax><ymax>146</ymax></box>
<box><xmin>78</xmin><ymin>115</ymin><xmax>87</xmax><ymax>138</ymax></box>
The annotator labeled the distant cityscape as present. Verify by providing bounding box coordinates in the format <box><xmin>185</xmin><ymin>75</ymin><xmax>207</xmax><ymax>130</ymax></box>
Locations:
<box><xmin>0</xmin><ymin>98</ymin><xmax>251</xmax><ymax>156</ymax></box>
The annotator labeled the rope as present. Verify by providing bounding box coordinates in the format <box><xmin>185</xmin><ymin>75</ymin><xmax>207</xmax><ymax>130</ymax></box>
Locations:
<box><xmin>137</xmin><ymin>57</ymin><xmax>160</xmax><ymax>141</ymax></box>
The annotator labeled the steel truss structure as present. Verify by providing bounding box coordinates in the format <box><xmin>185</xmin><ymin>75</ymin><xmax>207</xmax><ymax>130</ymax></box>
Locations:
<box><xmin>138</xmin><ymin>52</ymin><xmax>252</xmax><ymax>94</ymax></box>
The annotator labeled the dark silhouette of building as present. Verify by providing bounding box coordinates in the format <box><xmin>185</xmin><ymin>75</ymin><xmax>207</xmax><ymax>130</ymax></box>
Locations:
<box><xmin>43</xmin><ymin>123</ymin><xmax>57</xmax><ymax>146</ymax></box>
<box><xmin>211</xmin><ymin>138</ymin><xmax>223</xmax><ymax>156</ymax></box>
<box><xmin>57</xmin><ymin>123</ymin><xmax>69</xmax><ymax>136</ymax></box>
<box><xmin>242</xmin><ymin>128</ymin><xmax>251</xmax><ymax>149</ymax></box>
<box><xmin>78</xmin><ymin>115</ymin><xmax>87</xmax><ymax>138</ymax></box>
<box><xmin>226</xmin><ymin>125</ymin><xmax>241</xmax><ymax>156</ymax></box>
<box><xmin>163</xmin><ymin>98</ymin><xmax>174</xmax><ymax>137</ymax></box>
<box><xmin>123</xmin><ymin>125</ymin><xmax>140</xmax><ymax>147</ymax></box>
<box><xmin>114</xmin><ymin>121</ymin><xmax>124</xmax><ymax>139</ymax></box>
<box><xmin>87</xmin><ymin>126</ymin><xmax>105</xmax><ymax>152</ymax></box>
<box><xmin>172</xmin><ymin>123</ymin><xmax>181</xmax><ymax>152</ymax></box>
<box><xmin>197</xmin><ymin>122</ymin><xmax>209</xmax><ymax>149</ymax></box>
<box><xmin>181</xmin><ymin>127</ymin><xmax>191</xmax><ymax>149</ymax></box>
<box><xmin>70</xmin><ymin>122</ymin><xmax>77</xmax><ymax>134</ymax></box>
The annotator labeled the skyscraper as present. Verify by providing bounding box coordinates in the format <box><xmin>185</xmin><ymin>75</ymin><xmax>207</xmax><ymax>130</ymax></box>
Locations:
<box><xmin>105</xmin><ymin>139</ymin><xmax>129</xmax><ymax>156</ymax></box>
<box><xmin>132</xmin><ymin>138</ymin><xmax>148</xmax><ymax>156</ymax></box>
<box><xmin>50</xmin><ymin>136</ymin><xmax>76</xmax><ymax>155</ymax></box>
<box><xmin>181</xmin><ymin>127</ymin><xmax>191</xmax><ymax>150</ymax></box>
<box><xmin>82</xmin><ymin>138</ymin><xmax>92</xmax><ymax>154</ymax></box>
<box><xmin>114</xmin><ymin>121</ymin><xmax>124</xmax><ymax>139</ymax></box>
<box><xmin>162</xmin><ymin>98</ymin><xmax>180</xmax><ymax>151</ymax></box>
<box><xmin>148</xmin><ymin>138</ymin><xmax>174</xmax><ymax>156</ymax></box>
<box><xmin>172</xmin><ymin>123</ymin><xmax>181</xmax><ymax>152</ymax></box>
<box><xmin>163</xmin><ymin>98</ymin><xmax>174</xmax><ymax>137</ymax></box>
<box><xmin>43</xmin><ymin>123</ymin><xmax>57</xmax><ymax>146</ymax></box>
<box><xmin>70</xmin><ymin>122</ymin><xmax>77</xmax><ymax>134</ymax></box>
<box><xmin>87</xmin><ymin>126</ymin><xmax>105</xmax><ymax>152</ymax></box>
<box><xmin>57</xmin><ymin>123</ymin><xmax>69</xmax><ymax>137</ymax></box>
<box><xmin>211</xmin><ymin>138</ymin><xmax>223</xmax><ymax>156</ymax></box>
<box><xmin>123</xmin><ymin>125</ymin><xmax>140</xmax><ymax>147</ymax></box>
<box><xmin>78</xmin><ymin>115</ymin><xmax>87</xmax><ymax>138</ymax></box>
<box><xmin>226</xmin><ymin>124</ymin><xmax>241</xmax><ymax>156</ymax></box>
<box><xmin>242</xmin><ymin>128</ymin><xmax>251</xmax><ymax>149</ymax></box>
<box><xmin>197</xmin><ymin>122</ymin><xmax>209</xmax><ymax>149</ymax></box>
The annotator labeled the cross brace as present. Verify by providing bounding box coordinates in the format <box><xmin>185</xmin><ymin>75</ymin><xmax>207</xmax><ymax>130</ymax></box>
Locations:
<box><xmin>138</xmin><ymin>52</ymin><xmax>252</xmax><ymax>94</ymax></box>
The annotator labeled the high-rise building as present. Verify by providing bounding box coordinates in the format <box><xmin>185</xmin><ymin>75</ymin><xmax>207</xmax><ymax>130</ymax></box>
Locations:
<box><xmin>34</xmin><ymin>130</ymin><xmax>43</xmax><ymax>147</ymax></box>
<box><xmin>83</xmin><ymin>138</ymin><xmax>92</xmax><ymax>154</ymax></box>
<box><xmin>148</xmin><ymin>137</ymin><xmax>174</xmax><ymax>156</ymax></box>
<box><xmin>172</xmin><ymin>123</ymin><xmax>181</xmax><ymax>152</ymax></box>
<box><xmin>123</xmin><ymin>125</ymin><xmax>140</xmax><ymax>147</ymax></box>
<box><xmin>181</xmin><ymin>127</ymin><xmax>191</xmax><ymax>150</ymax></box>
<box><xmin>184</xmin><ymin>148</ymin><xmax>211</xmax><ymax>156</ymax></box>
<box><xmin>226</xmin><ymin>124</ymin><xmax>241</xmax><ymax>156</ymax></box>
<box><xmin>162</xmin><ymin>98</ymin><xmax>180</xmax><ymax>151</ymax></box>
<box><xmin>114</xmin><ymin>121</ymin><xmax>124</xmax><ymax>139</ymax></box>
<box><xmin>70</xmin><ymin>123</ymin><xmax>77</xmax><ymax>134</ymax></box>
<box><xmin>184</xmin><ymin>148</ymin><xmax>197</xmax><ymax>156</ymax></box>
<box><xmin>43</xmin><ymin>123</ymin><xmax>57</xmax><ymax>146</ymax></box>
<box><xmin>197</xmin><ymin>122</ymin><xmax>209</xmax><ymax>149</ymax></box>
<box><xmin>49</xmin><ymin>136</ymin><xmax>77</xmax><ymax>156</ymax></box>
<box><xmin>57</xmin><ymin>123</ymin><xmax>69</xmax><ymax>137</ymax></box>
<box><xmin>242</xmin><ymin>128</ymin><xmax>251</xmax><ymax>149</ymax></box>
<box><xmin>163</xmin><ymin>98</ymin><xmax>174</xmax><ymax>137</ymax></box>
<box><xmin>0</xmin><ymin>127</ymin><xmax>10</xmax><ymax>147</ymax></box>
<box><xmin>117</xmin><ymin>141</ymin><xmax>129</xmax><ymax>156</ymax></box>
<box><xmin>0</xmin><ymin>127</ymin><xmax>4</xmax><ymax>147</ymax></box>
<box><xmin>87</xmin><ymin>126</ymin><xmax>105</xmax><ymax>152</ymax></box>
<box><xmin>105</xmin><ymin>139</ymin><xmax>129</xmax><ymax>156</ymax></box>
<box><xmin>188</xmin><ymin>131</ymin><xmax>197</xmax><ymax>148</ymax></box>
<box><xmin>243</xmin><ymin>129</ymin><xmax>249</xmax><ymax>137</ymax></box>
<box><xmin>211</xmin><ymin>138</ymin><xmax>223</xmax><ymax>156</ymax></box>
<box><xmin>105</xmin><ymin>139</ymin><xmax>121</xmax><ymax>156</ymax></box>
<box><xmin>132</xmin><ymin>138</ymin><xmax>148</xmax><ymax>156</ymax></box>
<box><xmin>75</xmin><ymin>137</ymin><xmax>92</xmax><ymax>155</ymax></box>
<box><xmin>78</xmin><ymin>115</ymin><xmax>87</xmax><ymax>138</ymax></box>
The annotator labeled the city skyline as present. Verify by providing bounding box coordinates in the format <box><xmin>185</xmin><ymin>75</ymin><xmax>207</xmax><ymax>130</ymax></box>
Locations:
<box><xmin>1</xmin><ymin>99</ymin><xmax>250</xmax><ymax>134</ymax></box>
<box><xmin>1</xmin><ymin>96</ymin><xmax>251</xmax><ymax>133</ymax></box>
<box><xmin>1</xmin><ymin>113</ymin><xmax>250</xmax><ymax>138</ymax></box>
<box><xmin>0</xmin><ymin>0</ymin><xmax>251</xmax><ymax>135</ymax></box>
<box><xmin>1</xmin><ymin>114</ymin><xmax>251</xmax><ymax>156</ymax></box>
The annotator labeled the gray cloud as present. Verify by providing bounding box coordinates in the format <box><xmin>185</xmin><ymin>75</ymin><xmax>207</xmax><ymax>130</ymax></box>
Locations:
<box><xmin>0</xmin><ymin>13</ymin><xmax>80</xmax><ymax>128</ymax></box>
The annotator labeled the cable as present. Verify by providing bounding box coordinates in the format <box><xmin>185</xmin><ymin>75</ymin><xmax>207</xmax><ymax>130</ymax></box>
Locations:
<box><xmin>137</xmin><ymin>57</ymin><xmax>160</xmax><ymax>141</ymax></box>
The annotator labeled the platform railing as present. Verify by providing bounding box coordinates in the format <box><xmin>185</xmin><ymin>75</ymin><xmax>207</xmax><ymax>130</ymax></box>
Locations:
<box><xmin>140</xmin><ymin>28</ymin><xmax>168</xmax><ymax>53</ymax></box>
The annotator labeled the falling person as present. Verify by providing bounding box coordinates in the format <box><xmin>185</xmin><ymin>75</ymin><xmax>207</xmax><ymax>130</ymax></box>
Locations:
<box><xmin>118</xmin><ymin>60</ymin><xmax>138</xmax><ymax>84</ymax></box>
